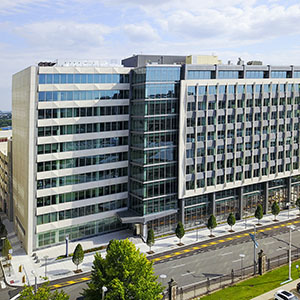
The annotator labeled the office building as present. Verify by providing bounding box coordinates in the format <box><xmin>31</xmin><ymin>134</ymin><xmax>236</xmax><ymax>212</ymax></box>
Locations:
<box><xmin>12</xmin><ymin>55</ymin><xmax>300</xmax><ymax>253</ymax></box>
<box><xmin>0</xmin><ymin>130</ymin><xmax>12</xmax><ymax>221</ymax></box>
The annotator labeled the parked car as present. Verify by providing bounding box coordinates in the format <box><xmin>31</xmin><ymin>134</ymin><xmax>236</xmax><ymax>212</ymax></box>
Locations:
<box><xmin>274</xmin><ymin>290</ymin><xmax>299</xmax><ymax>300</ymax></box>
<box><xmin>297</xmin><ymin>282</ymin><xmax>300</xmax><ymax>293</ymax></box>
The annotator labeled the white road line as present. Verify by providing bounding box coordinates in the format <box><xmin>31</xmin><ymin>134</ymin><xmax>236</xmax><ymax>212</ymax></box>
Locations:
<box><xmin>264</xmin><ymin>241</ymin><xmax>275</xmax><ymax>245</ymax></box>
<box><xmin>232</xmin><ymin>259</ymin><xmax>241</xmax><ymax>263</ymax></box>
<box><xmin>221</xmin><ymin>252</ymin><xmax>233</xmax><ymax>256</ymax></box>
<box><xmin>171</xmin><ymin>264</ymin><xmax>186</xmax><ymax>269</ymax></box>
<box><xmin>181</xmin><ymin>271</ymin><xmax>195</xmax><ymax>277</ymax></box>
<box><xmin>277</xmin><ymin>247</ymin><xmax>287</xmax><ymax>251</ymax></box>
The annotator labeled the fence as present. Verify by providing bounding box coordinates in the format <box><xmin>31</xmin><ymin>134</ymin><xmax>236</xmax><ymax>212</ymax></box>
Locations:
<box><xmin>162</xmin><ymin>247</ymin><xmax>300</xmax><ymax>300</ymax></box>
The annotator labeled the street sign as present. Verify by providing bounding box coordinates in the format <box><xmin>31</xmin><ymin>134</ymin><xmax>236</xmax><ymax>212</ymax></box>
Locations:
<box><xmin>249</xmin><ymin>233</ymin><xmax>259</xmax><ymax>248</ymax></box>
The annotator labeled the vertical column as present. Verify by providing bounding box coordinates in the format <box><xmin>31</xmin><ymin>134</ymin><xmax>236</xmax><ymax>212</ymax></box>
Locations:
<box><xmin>211</xmin><ymin>192</ymin><xmax>216</xmax><ymax>216</ymax></box>
<box><xmin>178</xmin><ymin>199</ymin><xmax>185</xmax><ymax>225</ymax></box>
<box><xmin>287</xmin><ymin>177</ymin><xmax>291</xmax><ymax>204</ymax></box>
<box><xmin>238</xmin><ymin>187</ymin><xmax>243</xmax><ymax>220</ymax></box>
<box><xmin>263</xmin><ymin>181</ymin><xmax>269</xmax><ymax>214</ymax></box>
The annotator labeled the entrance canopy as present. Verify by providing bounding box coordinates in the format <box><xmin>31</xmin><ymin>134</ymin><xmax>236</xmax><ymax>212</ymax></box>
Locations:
<box><xmin>117</xmin><ymin>209</ymin><xmax>178</xmax><ymax>224</ymax></box>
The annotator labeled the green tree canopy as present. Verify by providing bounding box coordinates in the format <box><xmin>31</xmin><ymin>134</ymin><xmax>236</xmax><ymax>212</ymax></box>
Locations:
<box><xmin>146</xmin><ymin>229</ymin><xmax>155</xmax><ymax>252</ymax></box>
<box><xmin>175</xmin><ymin>222</ymin><xmax>185</xmax><ymax>244</ymax></box>
<box><xmin>83</xmin><ymin>239</ymin><xmax>163</xmax><ymax>300</ymax></box>
<box><xmin>227</xmin><ymin>213</ymin><xmax>236</xmax><ymax>231</ymax></box>
<box><xmin>19</xmin><ymin>283</ymin><xmax>69</xmax><ymax>300</ymax></box>
<box><xmin>271</xmin><ymin>201</ymin><xmax>280</xmax><ymax>221</ymax></box>
<box><xmin>207</xmin><ymin>215</ymin><xmax>217</xmax><ymax>236</ymax></box>
<box><xmin>2</xmin><ymin>238</ymin><xmax>11</xmax><ymax>259</ymax></box>
<box><xmin>72</xmin><ymin>243</ymin><xmax>84</xmax><ymax>271</ymax></box>
<box><xmin>255</xmin><ymin>204</ymin><xmax>263</xmax><ymax>224</ymax></box>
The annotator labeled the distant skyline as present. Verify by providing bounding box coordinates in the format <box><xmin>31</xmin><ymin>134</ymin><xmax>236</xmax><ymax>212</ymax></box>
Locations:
<box><xmin>2</xmin><ymin>0</ymin><xmax>300</xmax><ymax>110</ymax></box>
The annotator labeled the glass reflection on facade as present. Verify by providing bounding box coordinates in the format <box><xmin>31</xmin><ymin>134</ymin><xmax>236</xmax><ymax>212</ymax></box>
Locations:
<box><xmin>129</xmin><ymin>66</ymin><xmax>180</xmax><ymax>234</ymax></box>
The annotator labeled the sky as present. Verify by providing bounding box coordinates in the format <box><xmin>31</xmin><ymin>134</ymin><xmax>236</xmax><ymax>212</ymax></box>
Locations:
<box><xmin>2</xmin><ymin>0</ymin><xmax>300</xmax><ymax>110</ymax></box>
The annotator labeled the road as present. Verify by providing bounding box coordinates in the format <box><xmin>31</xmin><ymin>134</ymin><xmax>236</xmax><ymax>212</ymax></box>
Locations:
<box><xmin>154</xmin><ymin>227</ymin><xmax>300</xmax><ymax>287</ymax></box>
<box><xmin>2</xmin><ymin>218</ymin><xmax>300</xmax><ymax>299</ymax></box>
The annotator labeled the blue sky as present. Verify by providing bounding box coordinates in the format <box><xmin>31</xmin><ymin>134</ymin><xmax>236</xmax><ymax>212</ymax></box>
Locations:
<box><xmin>1</xmin><ymin>0</ymin><xmax>300</xmax><ymax>110</ymax></box>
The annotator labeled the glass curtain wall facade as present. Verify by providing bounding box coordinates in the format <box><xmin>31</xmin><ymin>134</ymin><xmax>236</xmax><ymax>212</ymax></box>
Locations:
<box><xmin>129</xmin><ymin>66</ymin><xmax>180</xmax><ymax>234</ymax></box>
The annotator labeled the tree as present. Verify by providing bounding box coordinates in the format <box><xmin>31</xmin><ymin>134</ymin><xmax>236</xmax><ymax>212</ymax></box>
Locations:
<box><xmin>207</xmin><ymin>215</ymin><xmax>217</xmax><ymax>237</ymax></box>
<box><xmin>255</xmin><ymin>204</ymin><xmax>263</xmax><ymax>225</ymax></box>
<box><xmin>83</xmin><ymin>239</ymin><xmax>163</xmax><ymax>300</ymax></box>
<box><xmin>296</xmin><ymin>198</ymin><xmax>300</xmax><ymax>215</ymax></box>
<box><xmin>227</xmin><ymin>213</ymin><xmax>236</xmax><ymax>232</ymax></box>
<box><xmin>146</xmin><ymin>229</ymin><xmax>155</xmax><ymax>252</ymax></box>
<box><xmin>2</xmin><ymin>238</ymin><xmax>11</xmax><ymax>259</ymax></box>
<box><xmin>19</xmin><ymin>283</ymin><xmax>69</xmax><ymax>300</ymax></box>
<box><xmin>72</xmin><ymin>243</ymin><xmax>84</xmax><ymax>271</ymax></box>
<box><xmin>175</xmin><ymin>222</ymin><xmax>185</xmax><ymax>244</ymax></box>
<box><xmin>271</xmin><ymin>201</ymin><xmax>280</xmax><ymax>221</ymax></box>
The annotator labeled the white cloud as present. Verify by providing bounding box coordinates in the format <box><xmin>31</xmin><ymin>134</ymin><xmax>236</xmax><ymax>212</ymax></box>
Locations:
<box><xmin>123</xmin><ymin>23</ymin><xmax>160</xmax><ymax>42</ymax></box>
<box><xmin>14</xmin><ymin>21</ymin><xmax>112</xmax><ymax>50</ymax></box>
<box><xmin>0</xmin><ymin>0</ymin><xmax>47</xmax><ymax>14</ymax></box>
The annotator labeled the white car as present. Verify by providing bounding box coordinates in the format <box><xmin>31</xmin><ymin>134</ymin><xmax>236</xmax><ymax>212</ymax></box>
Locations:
<box><xmin>274</xmin><ymin>290</ymin><xmax>299</xmax><ymax>300</ymax></box>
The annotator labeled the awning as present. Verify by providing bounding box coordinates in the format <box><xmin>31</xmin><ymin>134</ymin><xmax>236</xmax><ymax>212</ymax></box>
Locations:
<box><xmin>117</xmin><ymin>209</ymin><xmax>178</xmax><ymax>224</ymax></box>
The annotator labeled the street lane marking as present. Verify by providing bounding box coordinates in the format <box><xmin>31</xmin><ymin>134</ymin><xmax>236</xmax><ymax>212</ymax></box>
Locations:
<box><xmin>232</xmin><ymin>259</ymin><xmax>241</xmax><ymax>263</ymax></box>
<box><xmin>277</xmin><ymin>247</ymin><xmax>287</xmax><ymax>251</ymax></box>
<box><xmin>181</xmin><ymin>271</ymin><xmax>195</xmax><ymax>277</ymax></box>
<box><xmin>146</xmin><ymin>219</ymin><xmax>299</xmax><ymax>263</ymax></box>
<box><xmin>171</xmin><ymin>264</ymin><xmax>185</xmax><ymax>269</ymax></box>
<box><xmin>221</xmin><ymin>252</ymin><xmax>233</xmax><ymax>256</ymax></box>
<box><xmin>264</xmin><ymin>241</ymin><xmax>275</xmax><ymax>245</ymax></box>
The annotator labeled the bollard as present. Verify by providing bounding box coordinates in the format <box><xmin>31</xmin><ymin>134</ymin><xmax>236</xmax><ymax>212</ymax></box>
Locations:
<box><xmin>22</xmin><ymin>275</ymin><xmax>26</xmax><ymax>283</ymax></box>
<box><xmin>19</xmin><ymin>265</ymin><xmax>22</xmax><ymax>273</ymax></box>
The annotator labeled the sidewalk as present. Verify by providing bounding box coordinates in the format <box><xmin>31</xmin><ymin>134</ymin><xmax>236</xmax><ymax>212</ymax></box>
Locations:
<box><xmin>0</xmin><ymin>208</ymin><xmax>299</xmax><ymax>289</ymax></box>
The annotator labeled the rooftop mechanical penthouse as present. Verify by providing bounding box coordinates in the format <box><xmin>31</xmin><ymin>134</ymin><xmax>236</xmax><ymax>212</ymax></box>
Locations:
<box><xmin>12</xmin><ymin>55</ymin><xmax>300</xmax><ymax>253</ymax></box>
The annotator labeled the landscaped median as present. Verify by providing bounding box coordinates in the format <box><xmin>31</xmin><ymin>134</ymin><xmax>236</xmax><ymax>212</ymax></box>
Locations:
<box><xmin>199</xmin><ymin>260</ymin><xmax>300</xmax><ymax>300</ymax></box>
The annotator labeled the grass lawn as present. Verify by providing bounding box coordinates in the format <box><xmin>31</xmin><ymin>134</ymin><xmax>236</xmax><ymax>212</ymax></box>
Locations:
<box><xmin>200</xmin><ymin>260</ymin><xmax>300</xmax><ymax>300</ymax></box>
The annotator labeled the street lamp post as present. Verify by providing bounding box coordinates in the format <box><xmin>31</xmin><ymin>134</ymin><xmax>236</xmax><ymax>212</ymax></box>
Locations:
<box><xmin>159</xmin><ymin>274</ymin><xmax>167</xmax><ymax>296</ymax></box>
<box><xmin>288</xmin><ymin>225</ymin><xmax>295</xmax><ymax>281</ymax></box>
<box><xmin>44</xmin><ymin>256</ymin><xmax>49</xmax><ymax>278</ymax></box>
<box><xmin>239</xmin><ymin>254</ymin><xmax>245</xmax><ymax>279</ymax></box>
<box><xmin>244</xmin><ymin>211</ymin><xmax>248</xmax><ymax>229</ymax></box>
<box><xmin>253</xmin><ymin>224</ymin><xmax>257</xmax><ymax>275</ymax></box>
<box><xmin>287</xmin><ymin>202</ymin><xmax>290</xmax><ymax>219</ymax></box>
<box><xmin>31</xmin><ymin>271</ymin><xmax>37</xmax><ymax>293</ymax></box>
<box><xmin>65</xmin><ymin>235</ymin><xmax>69</xmax><ymax>258</ymax></box>
<box><xmin>296</xmin><ymin>265</ymin><xmax>300</xmax><ymax>278</ymax></box>
<box><xmin>195</xmin><ymin>221</ymin><xmax>201</xmax><ymax>241</ymax></box>
<box><xmin>102</xmin><ymin>286</ymin><xmax>108</xmax><ymax>299</ymax></box>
